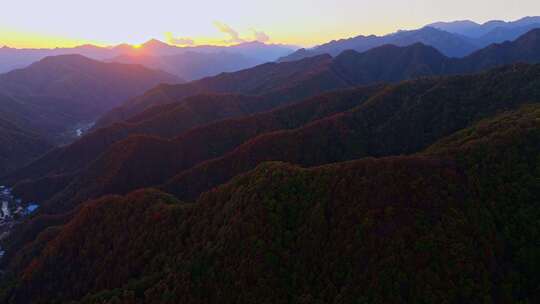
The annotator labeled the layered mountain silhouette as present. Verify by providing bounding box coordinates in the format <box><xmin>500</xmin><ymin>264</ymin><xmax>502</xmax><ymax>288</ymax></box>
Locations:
<box><xmin>279</xmin><ymin>16</ymin><xmax>540</xmax><ymax>62</ymax></box>
<box><xmin>97</xmin><ymin>29</ymin><xmax>540</xmax><ymax>129</ymax></box>
<box><xmin>429</xmin><ymin>16</ymin><xmax>540</xmax><ymax>38</ymax></box>
<box><xmin>110</xmin><ymin>52</ymin><xmax>261</xmax><ymax>81</ymax></box>
<box><xmin>279</xmin><ymin>27</ymin><xmax>477</xmax><ymax>61</ymax></box>
<box><xmin>0</xmin><ymin>44</ymin><xmax>115</xmax><ymax>73</ymax></box>
<box><xmin>0</xmin><ymin>40</ymin><xmax>296</xmax><ymax>76</ymax></box>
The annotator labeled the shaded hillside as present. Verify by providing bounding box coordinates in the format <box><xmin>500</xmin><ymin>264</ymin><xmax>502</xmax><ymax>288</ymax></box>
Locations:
<box><xmin>0</xmin><ymin>118</ymin><xmax>52</xmax><ymax>173</ymax></box>
<box><xmin>331</xmin><ymin>43</ymin><xmax>448</xmax><ymax>83</ymax></box>
<box><xmin>0</xmin><ymin>54</ymin><xmax>179</xmax><ymax>143</ymax></box>
<box><xmin>3</xmin><ymin>104</ymin><xmax>539</xmax><ymax>303</ymax></box>
<box><xmin>3</xmin><ymin>88</ymin><xmax>373</xmax><ymax>188</ymax></box>
<box><xmin>162</xmin><ymin>64</ymin><xmax>540</xmax><ymax>201</ymax></box>
<box><xmin>12</xmin><ymin>63</ymin><xmax>540</xmax><ymax>214</ymax></box>
<box><xmin>1</xmin><ymin>158</ymin><xmax>470</xmax><ymax>303</ymax></box>
<box><xmin>10</xmin><ymin>86</ymin><xmax>382</xmax><ymax>211</ymax></box>
<box><xmin>449</xmin><ymin>28</ymin><xmax>540</xmax><ymax>73</ymax></box>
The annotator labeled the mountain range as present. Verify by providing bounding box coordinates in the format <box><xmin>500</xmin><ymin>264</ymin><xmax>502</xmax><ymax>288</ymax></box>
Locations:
<box><xmin>0</xmin><ymin>17</ymin><xmax>540</xmax><ymax>304</ymax></box>
<box><xmin>3</xmin><ymin>28</ymin><xmax>540</xmax><ymax>212</ymax></box>
<box><xmin>0</xmin><ymin>40</ymin><xmax>296</xmax><ymax>80</ymax></box>
<box><xmin>429</xmin><ymin>16</ymin><xmax>540</xmax><ymax>38</ymax></box>
<box><xmin>279</xmin><ymin>16</ymin><xmax>540</xmax><ymax>62</ymax></box>
<box><xmin>96</xmin><ymin>28</ymin><xmax>540</xmax><ymax>129</ymax></box>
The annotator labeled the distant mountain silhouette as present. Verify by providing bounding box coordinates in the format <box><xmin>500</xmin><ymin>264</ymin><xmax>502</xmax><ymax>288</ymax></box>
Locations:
<box><xmin>475</xmin><ymin>22</ymin><xmax>540</xmax><ymax>46</ymax></box>
<box><xmin>279</xmin><ymin>16</ymin><xmax>540</xmax><ymax>62</ymax></box>
<box><xmin>0</xmin><ymin>44</ymin><xmax>115</xmax><ymax>73</ymax></box>
<box><xmin>110</xmin><ymin>51</ymin><xmax>261</xmax><ymax>81</ymax></box>
<box><xmin>429</xmin><ymin>18</ymin><xmax>540</xmax><ymax>47</ymax></box>
<box><xmin>279</xmin><ymin>26</ymin><xmax>478</xmax><ymax>61</ymax></box>
<box><xmin>0</xmin><ymin>40</ymin><xmax>296</xmax><ymax>74</ymax></box>
<box><xmin>429</xmin><ymin>16</ymin><xmax>540</xmax><ymax>38</ymax></box>
<box><xmin>427</xmin><ymin>20</ymin><xmax>480</xmax><ymax>34</ymax></box>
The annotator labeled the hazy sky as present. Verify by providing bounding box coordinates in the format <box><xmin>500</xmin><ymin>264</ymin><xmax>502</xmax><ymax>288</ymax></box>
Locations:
<box><xmin>1</xmin><ymin>0</ymin><xmax>539</xmax><ymax>48</ymax></box>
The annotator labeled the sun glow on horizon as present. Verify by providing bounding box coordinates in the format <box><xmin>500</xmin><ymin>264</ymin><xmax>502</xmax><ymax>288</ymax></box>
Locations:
<box><xmin>1</xmin><ymin>0</ymin><xmax>540</xmax><ymax>49</ymax></box>
<box><xmin>0</xmin><ymin>27</ymin><xmax>107</xmax><ymax>49</ymax></box>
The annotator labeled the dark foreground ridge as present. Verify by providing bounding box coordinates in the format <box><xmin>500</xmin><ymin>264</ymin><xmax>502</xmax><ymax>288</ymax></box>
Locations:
<box><xmin>1</xmin><ymin>104</ymin><xmax>539</xmax><ymax>303</ymax></box>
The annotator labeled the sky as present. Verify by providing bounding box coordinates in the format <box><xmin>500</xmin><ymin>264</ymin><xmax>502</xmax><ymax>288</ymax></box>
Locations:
<box><xmin>1</xmin><ymin>0</ymin><xmax>539</xmax><ymax>48</ymax></box>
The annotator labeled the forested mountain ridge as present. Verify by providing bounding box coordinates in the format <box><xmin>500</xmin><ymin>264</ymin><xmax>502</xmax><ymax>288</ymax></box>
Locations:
<box><xmin>1</xmin><ymin>103</ymin><xmax>539</xmax><ymax>303</ymax></box>
<box><xmin>5</xmin><ymin>62</ymin><xmax>540</xmax><ymax>224</ymax></box>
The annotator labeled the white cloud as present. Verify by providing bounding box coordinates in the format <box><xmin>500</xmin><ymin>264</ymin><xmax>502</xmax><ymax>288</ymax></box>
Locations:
<box><xmin>164</xmin><ymin>32</ymin><xmax>195</xmax><ymax>46</ymax></box>
<box><xmin>251</xmin><ymin>29</ymin><xmax>270</xmax><ymax>42</ymax></box>
<box><xmin>213</xmin><ymin>21</ymin><xmax>245</xmax><ymax>44</ymax></box>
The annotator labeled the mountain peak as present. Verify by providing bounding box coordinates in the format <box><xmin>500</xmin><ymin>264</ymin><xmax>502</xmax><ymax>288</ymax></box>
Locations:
<box><xmin>141</xmin><ymin>39</ymin><xmax>171</xmax><ymax>49</ymax></box>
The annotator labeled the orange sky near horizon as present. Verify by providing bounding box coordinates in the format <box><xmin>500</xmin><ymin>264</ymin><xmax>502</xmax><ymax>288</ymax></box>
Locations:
<box><xmin>1</xmin><ymin>0</ymin><xmax>539</xmax><ymax>49</ymax></box>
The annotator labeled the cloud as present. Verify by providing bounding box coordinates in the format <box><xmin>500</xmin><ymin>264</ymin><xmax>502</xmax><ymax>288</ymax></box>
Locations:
<box><xmin>164</xmin><ymin>32</ymin><xmax>194</xmax><ymax>46</ymax></box>
<box><xmin>213</xmin><ymin>21</ymin><xmax>245</xmax><ymax>44</ymax></box>
<box><xmin>213</xmin><ymin>21</ymin><xmax>272</xmax><ymax>44</ymax></box>
<box><xmin>164</xmin><ymin>23</ymin><xmax>271</xmax><ymax>47</ymax></box>
<box><xmin>251</xmin><ymin>29</ymin><xmax>270</xmax><ymax>43</ymax></box>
